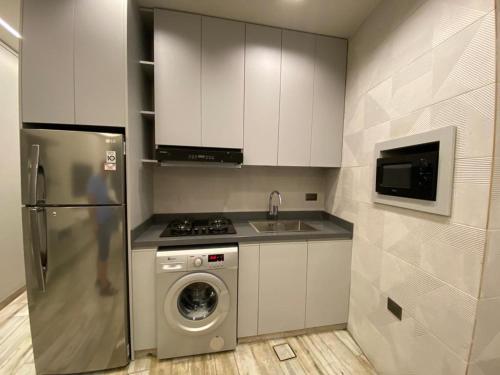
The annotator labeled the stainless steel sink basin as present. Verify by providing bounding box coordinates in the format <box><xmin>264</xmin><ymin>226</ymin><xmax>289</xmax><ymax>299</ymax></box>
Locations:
<box><xmin>249</xmin><ymin>220</ymin><xmax>318</xmax><ymax>233</ymax></box>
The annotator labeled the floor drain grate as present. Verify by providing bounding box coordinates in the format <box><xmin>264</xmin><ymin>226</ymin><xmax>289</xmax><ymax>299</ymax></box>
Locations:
<box><xmin>273</xmin><ymin>343</ymin><xmax>297</xmax><ymax>361</ymax></box>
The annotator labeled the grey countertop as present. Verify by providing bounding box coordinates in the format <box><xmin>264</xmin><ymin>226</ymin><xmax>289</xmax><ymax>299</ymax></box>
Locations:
<box><xmin>131</xmin><ymin>211</ymin><xmax>353</xmax><ymax>249</ymax></box>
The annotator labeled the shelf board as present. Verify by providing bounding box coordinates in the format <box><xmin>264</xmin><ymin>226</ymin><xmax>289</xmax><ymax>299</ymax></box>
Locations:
<box><xmin>140</xmin><ymin>60</ymin><xmax>154</xmax><ymax>80</ymax></box>
<box><xmin>140</xmin><ymin>110</ymin><xmax>155</xmax><ymax>119</ymax></box>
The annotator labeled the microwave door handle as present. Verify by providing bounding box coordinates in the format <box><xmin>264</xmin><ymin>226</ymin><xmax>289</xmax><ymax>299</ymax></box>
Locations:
<box><xmin>29</xmin><ymin>207</ymin><xmax>47</xmax><ymax>292</ymax></box>
<box><xmin>29</xmin><ymin>144</ymin><xmax>40</xmax><ymax>205</ymax></box>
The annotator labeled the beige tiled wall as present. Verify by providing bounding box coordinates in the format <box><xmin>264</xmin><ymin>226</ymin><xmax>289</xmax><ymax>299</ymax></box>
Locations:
<box><xmin>326</xmin><ymin>0</ymin><xmax>497</xmax><ymax>374</ymax></box>
<box><xmin>154</xmin><ymin>166</ymin><xmax>327</xmax><ymax>213</ymax></box>
<box><xmin>468</xmin><ymin>0</ymin><xmax>500</xmax><ymax>366</ymax></box>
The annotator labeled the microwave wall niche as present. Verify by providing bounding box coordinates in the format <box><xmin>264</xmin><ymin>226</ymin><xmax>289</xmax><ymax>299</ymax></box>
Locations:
<box><xmin>376</xmin><ymin>142</ymin><xmax>439</xmax><ymax>201</ymax></box>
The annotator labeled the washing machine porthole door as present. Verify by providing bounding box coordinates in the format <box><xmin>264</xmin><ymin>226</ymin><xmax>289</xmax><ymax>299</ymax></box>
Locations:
<box><xmin>177</xmin><ymin>282</ymin><xmax>218</xmax><ymax>321</ymax></box>
<box><xmin>164</xmin><ymin>272</ymin><xmax>230</xmax><ymax>336</ymax></box>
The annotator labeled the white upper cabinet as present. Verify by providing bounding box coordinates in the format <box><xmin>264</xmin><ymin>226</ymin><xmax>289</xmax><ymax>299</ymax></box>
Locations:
<box><xmin>21</xmin><ymin>0</ymin><xmax>75</xmax><ymax>124</ymax></box>
<box><xmin>75</xmin><ymin>0</ymin><xmax>127</xmax><ymax>126</ymax></box>
<box><xmin>21</xmin><ymin>0</ymin><xmax>126</xmax><ymax>126</ymax></box>
<box><xmin>155</xmin><ymin>10</ymin><xmax>202</xmax><ymax>146</ymax></box>
<box><xmin>310</xmin><ymin>36</ymin><xmax>347</xmax><ymax>167</ymax></box>
<box><xmin>243</xmin><ymin>24</ymin><xmax>282</xmax><ymax>166</ymax></box>
<box><xmin>74</xmin><ymin>0</ymin><xmax>126</xmax><ymax>126</ymax></box>
<box><xmin>201</xmin><ymin>17</ymin><xmax>245</xmax><ymax>149</ymax></box>
<box><xmin>278</xmin><ymin>30</ymin><xmax>316</xmax><ymax>167</ymax></box>
<box><xmin>151</xmin><ymin>12</ymin><xmax>347</xmax><ymax>159</ymax></box>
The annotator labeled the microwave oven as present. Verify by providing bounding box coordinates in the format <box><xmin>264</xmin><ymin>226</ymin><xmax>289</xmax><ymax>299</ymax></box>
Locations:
<box><xmin>376</xmin><ymin>150</ymin><xmax>439</xmax><ymax>201</ymax></box>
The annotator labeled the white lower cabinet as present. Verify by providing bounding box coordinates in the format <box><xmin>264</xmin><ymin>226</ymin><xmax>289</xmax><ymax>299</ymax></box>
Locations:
<box><xmin>237</xmin><ymin>240</ymin><xmax>352</xmax><ymax>338</ymax></box>
<box><xmin>305</xmin><ymin>240</ymin><xmax>352</xmax><ymax>328</ymax></box>
<box><xmin>131</xmin><ymin>248</ymin><xmax>157</xmax><ymax>351</ymax></box>
<box><xmin>258</xmin><ymin>242</ymin><xmax>308</xmax><ymax>335</ymax></box>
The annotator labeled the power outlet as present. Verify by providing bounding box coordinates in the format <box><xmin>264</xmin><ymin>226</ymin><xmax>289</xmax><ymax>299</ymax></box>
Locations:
<box><xmin>305</xmin><ymin>193</ymin><xmax>318</xmax><ymax>201</ymax></box>
<box><xmin>387</xmin><ymin>297</ymin><xmax>402</xmax><ymax>320</ymax></box>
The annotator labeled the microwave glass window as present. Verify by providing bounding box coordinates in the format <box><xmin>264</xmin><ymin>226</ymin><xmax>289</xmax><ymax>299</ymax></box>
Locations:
<box><xmin>382</xmin><ymin>163</ymin><xmax>412</xmax><ymax>188</ymax></box>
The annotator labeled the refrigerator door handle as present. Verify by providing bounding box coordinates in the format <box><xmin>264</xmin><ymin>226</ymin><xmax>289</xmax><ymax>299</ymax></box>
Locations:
<box><xmin>29</xmin><ymin>144</ymin><xmax>40</xmax><ymax>205</ymax></box>
<box><xmin>30</xmin><ymin>207</ymin><xmax>47</xmax><ymax>292</ymax></box>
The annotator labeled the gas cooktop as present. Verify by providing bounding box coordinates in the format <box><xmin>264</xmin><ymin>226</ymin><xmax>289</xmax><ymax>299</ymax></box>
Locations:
<box><xmin>160</xmin><ymin>217</ymin><xmax>237</xmax><ymax>237</ymax></box>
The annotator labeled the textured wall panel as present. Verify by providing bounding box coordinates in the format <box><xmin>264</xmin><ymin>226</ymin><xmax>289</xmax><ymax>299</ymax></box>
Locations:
<box><xmin>330</xmin><ymin>1</ymin><xmax>496</xmax><ymax>373</ymax></box>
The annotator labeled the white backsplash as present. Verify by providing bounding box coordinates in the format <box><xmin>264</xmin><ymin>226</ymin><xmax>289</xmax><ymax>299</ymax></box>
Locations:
<box><xmin>154</xmin><ymin>166</ymin><xmax>328</xmax><ymax>213</ymax></box>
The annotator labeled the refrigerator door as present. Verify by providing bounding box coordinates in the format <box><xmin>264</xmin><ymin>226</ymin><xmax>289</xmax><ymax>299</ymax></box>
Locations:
<box><xmin>22</xmin><ymin>205</ymin><xmax>129</xmax><ymax>374</ymax></box>
<box><xmin>20</xmin><ymin>128</ymin><xmax>124</xmax><ymax>206</ymax></box>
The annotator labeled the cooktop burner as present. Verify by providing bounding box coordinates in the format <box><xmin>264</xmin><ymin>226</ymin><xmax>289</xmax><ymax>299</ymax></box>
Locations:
<box><xmin>160</xmin><ymin>216</ymin><xmax>237</xmax><ymax>237</ymax></box>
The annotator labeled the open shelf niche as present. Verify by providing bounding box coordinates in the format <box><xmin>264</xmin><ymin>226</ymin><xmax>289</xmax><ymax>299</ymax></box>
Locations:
<box><xmin>139</xmin><ymin>8</ymin><xmax>155</xmax><ymax>161</ymax></box>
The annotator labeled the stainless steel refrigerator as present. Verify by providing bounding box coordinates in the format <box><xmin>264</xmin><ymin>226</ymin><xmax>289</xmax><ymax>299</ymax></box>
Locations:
<box><xmin>20</xmin><ymin>128</ymin><xmax>129</xmax><ymax>374</ymax></box>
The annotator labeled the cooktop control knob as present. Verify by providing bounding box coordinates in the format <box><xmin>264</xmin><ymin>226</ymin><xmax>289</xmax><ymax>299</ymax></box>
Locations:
<box><xmin>194</xmin><ymin>257</ymin><xmax>203</xmax><ymax>267</ymax></box>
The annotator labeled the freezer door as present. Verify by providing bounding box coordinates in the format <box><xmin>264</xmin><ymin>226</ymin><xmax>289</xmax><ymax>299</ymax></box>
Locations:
<box><xmin>20</xmin><ymin>128</ymin><xmax>124</xmax><ymax>206</ymax></box>
<box><xmin>22</xmin><ymin>206</ymin><xmax>129</xmax><ymax>374</ymax></box>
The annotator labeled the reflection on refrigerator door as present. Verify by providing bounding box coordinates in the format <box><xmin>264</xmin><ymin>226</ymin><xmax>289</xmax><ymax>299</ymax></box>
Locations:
<box><xmin>20</xmin><ymin>128</ymin><xmax>124</xmax><ymax>206</ymax></box>
<box><xmin>23</xmin><ymin>206</ymin><xmax>128</xmax><ymax>374</ymax></box>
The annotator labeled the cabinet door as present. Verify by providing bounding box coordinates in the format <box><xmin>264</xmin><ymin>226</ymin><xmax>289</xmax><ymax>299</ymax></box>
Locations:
<box><xmin>278</xmin><ymin>30</ymin><xmax>315</xmax><ymax>166</ymax></box>
<box><xmin>237</xmin><ymin>244</ymin><xmax>260</xmax><ymax>338</ymax></box>
<box><xmin>74</xmin><ymin>0</ymin><xmax>126</xmax><ymax>126</ymax></box>
<box><xmin>310</xmin><ymin>36</ymin><xmax>347</xmax><ymax>167</ymax></box>
<box><xmin>258</xmin><ymin>242</ymin><xmax>307</xmax><ymax>335</ymax></box>
<box><xmin>243</xmin><ymin>24</ymin><xmax>281</xmax><ymax>166</ymax></box>
<box><xmin>306</xmin><ymin>240</ymin><xmax>352</xmax><ymax>328</ymax></box>
<box><xmin>155</xmin><ymin>10</ymin><xmax>202</xmax><ymax>146</ymax></box>
<box><xmin>131</xmin><ymin>248</ymin><xmax>157</xmax><ymax>351</ymax></box>
<box><xmin>201</xmin><ymin>17</ymin><xmax>244</xmax><ymax>148</ymax></box>
<box><xmin>21</xmin><ymin>0</ymin><xmax>75</xmax><ymax>124</ymax></box>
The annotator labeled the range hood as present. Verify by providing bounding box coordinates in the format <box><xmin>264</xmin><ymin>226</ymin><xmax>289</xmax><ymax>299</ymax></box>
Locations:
<box><xmin>155</xmin><ymin>145</ymin><xmax>243</xmax><ymax>167</ymax></box>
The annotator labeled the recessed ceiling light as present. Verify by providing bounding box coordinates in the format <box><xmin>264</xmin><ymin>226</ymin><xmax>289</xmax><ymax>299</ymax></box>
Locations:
<box><xmin>0</xmin><ymin>17</ymin><xmax>22</xmax><ymax>39</ymax></box>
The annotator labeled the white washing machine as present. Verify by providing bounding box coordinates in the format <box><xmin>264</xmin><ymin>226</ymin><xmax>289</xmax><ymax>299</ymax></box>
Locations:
<box><xmin>156</xmin><ymin>244</ymin><xmax>238</xmax><ymax>359</ymax></box>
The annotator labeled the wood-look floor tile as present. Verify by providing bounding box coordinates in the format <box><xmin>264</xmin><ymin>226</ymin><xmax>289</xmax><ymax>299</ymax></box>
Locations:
<box><xmin>0</xmin><ymin>303</ymin><xmax>26</xmax><ymax>326</ymax></box>
<box><xmin>285</xmin><ymin>336</ymin><xmax>328</xmax><ymax>375</ymax></box>
<box><xmin>0</xmin><ymin>293</ymin><xmax>378</xmax><ymax>375</ymax></box>
<box><xmin>15</xmin><ymin>363</ymin><xmax>36</xmax><ymax>375</ymax></box>
<box><xmin>127</xmin><ymin>355</ymin><xmax>153</xmax><ymax>373</ymax></box>
<box><xmin>334</xmin><ymin>330</ymin><xmax>362</xmax><ymax>356</ymax></box>
<box><xmin>213</xmin><ymin>351</ymin><xmax>239</xmax><ymax>374</ymax></box>
<box><xmin>317</xmin><ymin>331</ymin><xmax>370</xmax><ymax>374</ymax></box>
<box><xmin>333</xmin><ymin>331</ymin><xmax>377</xmax><ymax>374</ymax></box>
<box><xmin>268</xmin><ymin>339</ymin><xmax>309</xmax><ymax>375</ymax></box>
<box><xmin>297</xmin><ymin>334</ymin><xmax>343</xmax><ymax>375</ymax></box>
<box><xmin>0</xmin><ymin>318</ymin><xmax>33</xmax><ymax>375</ymax></box>
<box><xmin>235</xmin><ymin>340</ymin><xmax>284</xmax><ymax>375</ymax></box>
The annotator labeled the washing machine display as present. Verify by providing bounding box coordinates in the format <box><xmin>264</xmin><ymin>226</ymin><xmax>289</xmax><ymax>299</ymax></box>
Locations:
<box><xmin>156</xmin><ymin>245</ymin><xmax>238</xmax><ymax>359</ymax></box>
<box><xmin>208</xmin><ymin>254</ymin><xmax>224</xmax><ymax>262</ymax></box>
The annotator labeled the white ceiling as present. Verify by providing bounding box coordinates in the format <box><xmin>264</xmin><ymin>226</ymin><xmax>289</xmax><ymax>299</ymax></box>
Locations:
<box><xmin>0</xmin><ymin>0</ymin><xmax>20</xmax><ymax>51</ymax></box>
<box><xmin>138</xmin><ymin>0</ymin><xmax>381</xmax><ymax>38</ymax></box>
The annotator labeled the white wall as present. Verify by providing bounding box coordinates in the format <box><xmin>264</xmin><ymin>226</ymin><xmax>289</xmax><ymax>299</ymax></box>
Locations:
<box><xmin>0</xmin><ymin>0</ymin><xmax>21</xmax><ymax>52</ymax></box>
<box><xmin>327</xmin><ymin>0</ymin><xmax>496</xmax><ymax>374</ymax></box>
<box><xmin>154</xmin><ymin>166</ymin><xmax>327</xmax><ymax>213</ymax></box>
<box><xmin>0</xmin><ymin>42</ymin><xmax>24</xmax><ymax>303</ymax></box>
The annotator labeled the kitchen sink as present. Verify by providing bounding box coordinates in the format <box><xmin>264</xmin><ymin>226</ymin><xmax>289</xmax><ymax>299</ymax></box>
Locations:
<box><xmin>249</xmin><ymin>220</ymin><xmax>318</xmax><ymax>233</ymax></box>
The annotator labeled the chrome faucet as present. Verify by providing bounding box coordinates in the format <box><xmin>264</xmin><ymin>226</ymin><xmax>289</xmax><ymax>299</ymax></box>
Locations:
<box><xmin>268</xmin><ymin>191</ymin><xmax>282</xmax><ymax>220</ymax></box>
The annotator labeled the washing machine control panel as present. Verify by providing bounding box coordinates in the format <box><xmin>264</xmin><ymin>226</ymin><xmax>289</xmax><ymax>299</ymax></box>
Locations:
<box><xmin>188</xmin><ymin>254</ymin><xmax>226</xmax><ymax>269</ymax></box>
<box><xmin>157</xmin><ymin>245</ymin><xmax>238</xmax><ymax>273</ymax></box>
